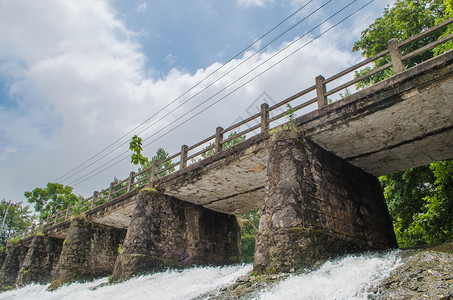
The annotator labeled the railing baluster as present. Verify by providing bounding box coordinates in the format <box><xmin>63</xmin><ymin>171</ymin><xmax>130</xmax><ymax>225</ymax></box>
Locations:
<box><xmin>180</xmin><ymin>145</ymin><xmax>188</xmax><ymax>169</ymax></box>
<box><xmin>108</xmin><ymin>182</ymin><xmax>114</xmax><ymax>201</ymax></box>
<box><xmin>65</xmin><ymin>205</ymin><xmax>71</xmax><ymax>220</ymax></box>
<box><xmin>92</xmin><ymin>191</ymin><xmax>98</xmax><ymax>208</ymax></box>
<box><xmin>388</xmin><ymin>38</ymin><xmax>404</xmax><ymax>74</ymax></box>
<box><xmin>315</xmin><ymin>75</ymin><xmax>327</xmax><ymax>108</ymax></box>
<box><xmin>127</xmin><ymin>171</ymin><xmax>135</xmax><ymax>192</ymax></box>
<box><xmin>54</xmin><ymin>210</ymin><xmax>60</xmax><ymax>225</ymax></box>
<box><xmin>150</xmin><ymin>160</ymin><xmax>158</xmax><ymax>182</ymax></box>
<box><xmin>215</xmin><ymin>127</ymin><xmax>224</xmax><ymax>153</ymax></box>
<box><xmin>260</xmin><ymin>103</ymin><xmax>269</xmax><ymax>133</ymax></box>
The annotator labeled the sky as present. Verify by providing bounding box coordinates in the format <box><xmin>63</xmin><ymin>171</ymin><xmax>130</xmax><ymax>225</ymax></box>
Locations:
<box><xmin>0</xmin><ymin>0</ymin><xmax>394</xmax><ymax>205</ymax></box>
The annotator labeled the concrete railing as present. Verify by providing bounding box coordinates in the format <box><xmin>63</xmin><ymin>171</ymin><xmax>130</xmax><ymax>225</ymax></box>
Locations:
<box><xmin>20</xmin><ymin>17</ymin><xmax>451</xmax><ymax>234</ymax></box>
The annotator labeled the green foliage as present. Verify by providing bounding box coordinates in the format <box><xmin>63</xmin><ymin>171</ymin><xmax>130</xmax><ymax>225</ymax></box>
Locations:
<box><xmin>380</xmin><ymin>159</ymin><xmax>453</xmax><ymax>247</ymax></box>
<box><xmin>118</xmin><ymin>243</ymin><xmax>124</xmax><ymax>255</ymax></box>
<box><xmin>352</xmin><ymin>0</ymin><xmax>450</xmax><ymax>89</ymax></box>
<box><xmin>0</xmin><ymin>201</ymin><xmax>33</xmax><ymax>246</ymax></box>
<box><xmin>285</xmin><ymin>104</ymin><xmax>297</xmax><ymax>127</ymax></box>
<box><xmin>136</xmin><ymin>148</ymin><xmax>175</xmax><ymax>183</ymax></box>
<box><xmin>8</xmin><ymin>235</ymin><xmax>21</xmax><ymax>246</ymax></box>
<box><xmin>201</xmin><ymin>132</ymin><xmax>246</xmax><ymax>159</ymax></box>
<box><xmin>129</xmin><ymin>135</ymin><xmax>149</xmax><ymax>167</ymax></box>
<box><xmin>239</xmin><ymin>210</ymin><xmax>260</xmax><ymax>263</ymax></box>
<box><xmin>70</xmin><ymin>198</ymin><xmax>86</xmax><ymax>218</ymax></box>
<box><xmin>24</xmin><ymin>182</ymin><xmax>81</xmax><ymax>220</ymax></box>
<box><xmin>129</xmin><ymin>134</ymin><xmax>175</xmax><ymax>181</ymax></box>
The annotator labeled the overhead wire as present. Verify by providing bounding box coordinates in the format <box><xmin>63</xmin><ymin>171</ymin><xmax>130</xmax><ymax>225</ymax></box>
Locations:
<box><xmin>53</xmin><ymin>0</ymin><xmax>315</xmax><ymax>183</ymax></box>
<box><xmin>62</xmin><ymin>0</ymin><xmax>332</xmax><ymax>185</ymax></box>
<box><xmin>69</xmin><ymin>0</ymin><xmax>374</xmax><ymax>187</ymax></box>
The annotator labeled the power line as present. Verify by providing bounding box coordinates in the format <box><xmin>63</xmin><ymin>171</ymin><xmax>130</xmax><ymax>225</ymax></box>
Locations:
<box><xmin>69</xmin><ymin>0</ymin><xmax>373</xmax><ymax>187</ymax></box>
<box><xmin>53</xmin><ymin>0</ymin><xmax>315</xmax><ymax>184</ymax></box>
<box><xmin>61</xmin><ymin>0</ymin><xmax>331</xmax><ymax>185</ymax></box>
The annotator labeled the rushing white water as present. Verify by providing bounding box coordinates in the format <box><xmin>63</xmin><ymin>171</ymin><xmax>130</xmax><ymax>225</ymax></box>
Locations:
<box><xmin>256</xmin><ymin>251</ymin><xmax>402</xmax><ymax>300</ymax></box>
<box><xmin>0</xmin><ymin>251</ymin><xmax>401</xmax><ymax>300</ymax></box>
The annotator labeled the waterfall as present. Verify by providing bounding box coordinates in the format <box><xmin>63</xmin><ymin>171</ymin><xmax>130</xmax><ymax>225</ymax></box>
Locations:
<box><xmin>0</xmin><ymin>251</ymin><xmax>401</xmax><ymax>300</ymax></box>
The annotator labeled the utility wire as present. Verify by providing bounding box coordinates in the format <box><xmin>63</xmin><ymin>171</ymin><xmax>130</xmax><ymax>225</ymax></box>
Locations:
<box><xmin>70</xmin><ymin>0</ymin><xmax>373</xmax><ymax>187</ymax></box>
<box><xmin>54</xmin><ymin>0</ymin><xmax>315</xmax><ymax>183</ymax></box>
<box><xmin>61</xmin><ymin>0</ymin><xmax>330</xmax><ymax>185</ymax></box>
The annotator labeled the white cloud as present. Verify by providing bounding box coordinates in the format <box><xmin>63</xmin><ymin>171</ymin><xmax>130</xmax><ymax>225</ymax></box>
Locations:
<box><xmin>136</xmin><ymin>2</ymin><xmax>148</xmax><ymax>13</ymax></box>
<box><xmin>237</xmin><ymin>0</ymin><xmax>275</xmax><ymax>8</ymax></box>
<box><xmin>164</xmin><ymin>53</ymin><xmax>177</xmax><ymax>65</ymax></box>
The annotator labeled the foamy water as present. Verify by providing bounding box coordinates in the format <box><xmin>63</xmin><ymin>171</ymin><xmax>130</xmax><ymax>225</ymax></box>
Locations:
<box><xmin>256</xmin><ymin>251</ymin><xmax>402</xmax><ymax>300</ymax></box>
<box><xmin>0</xmin><ymin>251</ymin><xmax>401</xmax><ymax>300</ymax></box>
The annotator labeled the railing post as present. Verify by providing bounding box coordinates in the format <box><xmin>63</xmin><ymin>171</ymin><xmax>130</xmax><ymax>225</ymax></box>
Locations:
<box><xmin>127</xmin><ymin>171</ymin><xmax>135</xmax><ymax>192</ymax></box>
<box><xmin>150</xmin><ymin>160</ymin><xmax>158</xmax><ymax>182</ymax></box>
<box><xmin>65</xmin><ymin>205</ymin><xmax>71</xmax><ymax>220</ymax></box>
<box><xmin>215</xmin><ymin>126</ymin><xmax>224</xmax><ymax>153</ymax></box>
<box><xmin>315</xmin><ymin>75</ymin><xmax>327</xmax><ymax>108</ymax></box>
<box><xmin>260</xmin><ymin>103</ymin><xmax>269</xmax><ymax>133</ymax></box>
<box><xmin>180</xmin><ymin>145</ymin><xmax>188</xmax><ymax>170</ymax></box>
<box><xmin>108</xmin><ymin>182</ymin><xmax>114</xmax><ymax>201</ymax></box>
<box><xmin>388</xmin><ymin>38</ymin><xmax>404</xmax><ymax>74</ymax></box>
<box><xmin>91</xmin><ymin>191</ymin><xmax>98</xmax><ymax>208</ymax></box>
<box><xmin>53</xmin><ymin>210</ymin><xmax>60</xmax><ymax>226</ymax></box>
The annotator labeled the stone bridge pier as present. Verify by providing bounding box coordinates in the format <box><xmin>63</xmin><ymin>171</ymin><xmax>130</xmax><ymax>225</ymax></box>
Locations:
<box><xmin>254</xmin><ymin>129</ymin><xmax>397</xmax><ymax>273</ymax></box>
<box><xmin>112</xmin><ymin>188</ymin><xmax>241</xmax><ymax>282</ymax></box>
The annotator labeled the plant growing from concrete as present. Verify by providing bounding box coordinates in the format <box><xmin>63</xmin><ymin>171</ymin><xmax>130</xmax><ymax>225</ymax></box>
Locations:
<box><xmin>70</xmin><ymin>199</ymin><xmax>86</xmax><ymax>220</ymax></box>
<box><xmin>285</xmin><ymin>104</ymin><xmax>296</xmax><ymax>127</ymax></box>
<box><xmin>8</xmin><ymin>235</ymin><xmax>21</xmax><ymax>246</ymax></box>
<box><xmin>118</xmin><ymin>243</ymin><xmax>124</xmax><ymax>255</ymax></box>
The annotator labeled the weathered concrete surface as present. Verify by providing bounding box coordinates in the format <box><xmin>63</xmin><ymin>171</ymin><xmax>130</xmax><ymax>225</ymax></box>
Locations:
<box><xmin>50</xmin><ymin>218</ymin><xmax>126</xmax><ymax>288</ymax></box>
<box><xmin>0</xmin><ymin>242</ymin><xmax>28</xmax><ymax>290</ymax></box>
<box><xmin>88</xmin><ymin>189</ymin><xmax>139</xmax><ymax>229</ymax></box>
<box><xmin>254</xmin><ymin>129</ymin><xmax>397</xmax><ymax>273</ymax></box>
<box><xmin>16</xmin><ymin>235</ymin><xmax>63</xmax><ymax>286</ymax></box>
<box><xmin>299</xmin><ymin>51</ymin><xmax>453</xmax><ymax>176</ymax></box>
<box><xmin>112</xmin><ymin>189</ymin><xmax>240</xmax><ymax>281</ymax></box>
<box><xmin>157</xmin><ymin>133</ymin><xmax>270</xmax><ymax>215</ymax></box>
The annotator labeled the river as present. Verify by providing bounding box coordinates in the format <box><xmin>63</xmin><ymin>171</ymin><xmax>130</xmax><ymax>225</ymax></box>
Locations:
<box><xmin>0</xmin><ymin>250</ymin><xmax>401</xmax><ymax>300</ymax></box>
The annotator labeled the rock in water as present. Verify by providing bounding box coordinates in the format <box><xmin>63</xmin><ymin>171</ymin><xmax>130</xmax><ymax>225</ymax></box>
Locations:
<box><xmin>370</xmin><ymin>242</ymin><xmax>453</xmax><ymax>299</ymax></box>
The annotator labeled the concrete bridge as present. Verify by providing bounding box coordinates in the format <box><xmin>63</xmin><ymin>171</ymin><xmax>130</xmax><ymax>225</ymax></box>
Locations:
<box><xmin>1</xmin><ymin>20</ymin><xmax>452</xmax><ymax>289</ymax></box>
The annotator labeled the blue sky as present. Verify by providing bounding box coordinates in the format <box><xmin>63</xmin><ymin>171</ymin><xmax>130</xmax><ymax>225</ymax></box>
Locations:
<box><xmin>0</xmin><ymin>0</ymin><xmax>393</xmax><ymax>204</ymax></box>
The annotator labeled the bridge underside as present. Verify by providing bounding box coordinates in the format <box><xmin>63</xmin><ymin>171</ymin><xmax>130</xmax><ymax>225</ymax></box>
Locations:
<box><xmin>156</xmin><ymin>51</ymin><xmax>453</xmax><ymax>215</ymax></box>
<box><xmin>302</xmin><ymin>52</ymin><xmax>453</xmax><ymax>176</ymax></box>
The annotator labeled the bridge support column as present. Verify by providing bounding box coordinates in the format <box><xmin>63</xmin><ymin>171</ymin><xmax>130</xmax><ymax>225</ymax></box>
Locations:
<box><xmin>112</xmin><ymin>189</ymin><xmax>240</xmax><ymax>282</ymax></box>
<box><xmin>254</xmin><ymin>128</ymin><xmax>396</xmax><ymax>273</ymax></box>
<box><xmin>50</xmin><ymin>218</ymin><xmax>125</xmax><ymax>289</ymax></box>
<box><xmin>16</xmin><ymin>235</ymin><xmax>63</xmax><ymax>286</ymax></box>
<box><xmin>0</xmin><ymin>242</ymin><xmax>28</xmax><ymax>290</ymax></box>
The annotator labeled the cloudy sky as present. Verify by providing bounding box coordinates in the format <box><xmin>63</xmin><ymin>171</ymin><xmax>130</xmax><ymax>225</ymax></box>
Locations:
<box><xmin>0</xmin><ymin>0</ymin><xmax>393</xmax><ymax>205</ymax></box>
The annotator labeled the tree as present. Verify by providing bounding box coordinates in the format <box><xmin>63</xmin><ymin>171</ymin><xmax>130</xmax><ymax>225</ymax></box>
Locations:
<box><xmin>24</xmin><ymin>183</ymin><xmax>81</xmax><ymax>220</ymax></box>
<box><xmin>354</xmin><ymin>0</ymin><xmax>453</xmax><ymax>247</ymax></box>
<box><xmin>352</xmin><ymin>0</ymin><xmax>450</xmax><ymax>88</ymax></box>
<box><xmin>129</xmin><ymin>135</ymin><xmax>149</xmax><ymax>166</ymax></box>
<box><xmin>239</xmin><ymin>210</ymin><xmax>260</xmax><ymax>263</ymax></box>
<box><xmin>129</xmin><ymin>135</ymin><xmax>175</xmax><ymax>182</ymax></box>
<box><xmin>0</xmin><ymin>200</ymin><xmax>33</xmax><ymax>246</ymax></box>
<box><xmin>380</xmin><ymin>160</ymin><xmax>453</xmax><ymax>247</ymax></box>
